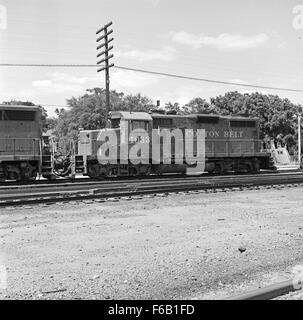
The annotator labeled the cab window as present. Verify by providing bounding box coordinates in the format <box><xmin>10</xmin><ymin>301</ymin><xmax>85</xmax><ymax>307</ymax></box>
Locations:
<box><xmin>131</xmin><ymin>120</ymin><xmax>148</xmax><ymax>131</ymax></box>
<box><xmin>111</xmin><ymin>118</ymin><xmax>120</xmax><ymax>128</ymax></box>
<box><xmin>1</xmin><ymin>110</ymin><xmax>36</xmax><ymax>121</ymax></box>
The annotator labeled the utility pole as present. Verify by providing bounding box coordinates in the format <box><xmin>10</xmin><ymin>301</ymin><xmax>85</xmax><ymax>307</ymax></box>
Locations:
<box><xmin>96</xmin><ymin>21</ymin><xmax>114</xmax><ymax>124</ymax></box>
<box><xmin>294</xmin><ymin>111</ymin><xmax>302</xmax><ymax>168</ymax></box>
<box><xmin>298</xmin><ymin>114</ymin><xmax>301</xmax><ymax>168</ymax></box>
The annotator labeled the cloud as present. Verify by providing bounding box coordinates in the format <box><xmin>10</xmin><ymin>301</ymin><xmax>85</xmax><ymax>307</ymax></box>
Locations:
<box><xmin>168</xmin><ymin>31</ymin><xmax>269</xmax><ymax>51</ymax></box>
<box><xmin>31</xmin><ymin>72</ymin><xmax>92</xmax><ymax>93</ymax></box>
<box><xmin>18</xmin><ymin>89</ymin><xmax>37</xmax><ymax>98</ymax></box>
<box><xmin>48</xmin><ymin>72</ymin><xmax>91</xmax><ymax>84</ymax></box>
<box><xmin>32</xmin><ymin>79</ymin><xmax>83</xmax><ymax>93</ymax></box>
<box><xmin>111</xmin><ymin>69</ymin><xmax>158</xmax><ymax>88</ymax></box>
<box><xmin>158</xmin><ymin>84</ymin><xmax>214</xmax><ymax>106</ymax></box>
<box><xmin>229</xmin><ymin>79</ymin><xmax>249</xmax><ymax>85</ymax></box>
<box><xmin>270</xmin><ymin>31</ymin><xmax>286</xmax><ymax>49</ymax></box>
<box><xmin>143</xmin><ymin>0</ymin><xmax>161</xmax><ymax>6</ymax></box>
<box><xmin>115</xmin><ymin>46</ymin><xmax>176</xmax><ymax>62</ymax></box>
<box><xmin>25</xmin><ymin>69</ymin><xmax>157</xmax><ymax>96</ymax></box>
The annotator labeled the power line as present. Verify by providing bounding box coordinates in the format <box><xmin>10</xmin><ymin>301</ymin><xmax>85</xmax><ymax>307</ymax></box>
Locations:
<box><xmin>0</xmin><ymin>63</ymin><xmax>98</xmax><ymax>68</ymax></box>
<box><xmin>115</xmin><ymin>66</ymin><xmax>303</xmax><ymax>93</ymax></box>
<box><xmin>1</xmin><ymin>63</ymin><xmax>303</xmax><ymax>93</ymax></box>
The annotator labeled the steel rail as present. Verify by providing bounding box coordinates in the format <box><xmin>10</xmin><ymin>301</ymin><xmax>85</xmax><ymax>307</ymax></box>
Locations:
<box><xmin>0</xmin><ymin>170</ymin><xmax>282</xmax><ymax>187</ymax></box>
<box><xmin>1</xmin><ymin>172</ymin><xmax>303</xmax><ymax>208</ymax></box>
<box><xmin>0</xmin><ymin>172</ymin><xmax>301</xmax><ymax>196</ymax></box>
<box><xmin>0</xmin><ymin>171</ymin><xmax>299</xmax><ymax>192</ymax></box>
<box><xmin>1</xmin><ymin>165</ymin><xmax>299</xmax><ymax>188</ymax></box>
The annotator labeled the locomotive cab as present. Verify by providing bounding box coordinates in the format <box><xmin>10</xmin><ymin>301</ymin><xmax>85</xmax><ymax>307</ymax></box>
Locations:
<box><xmin>108</xmin><ymin>111</ymin><xmax>153</xmax><ymax>176</ymax></box>
<box><xmin>109</xmin><ymin>111</ymin><xmax>152</xmax><ymax>131</ymax></box>
<box><xmin>78</xmin><ymin>111</ymin><xmax>153</xmax><ymax>178</ymax></box>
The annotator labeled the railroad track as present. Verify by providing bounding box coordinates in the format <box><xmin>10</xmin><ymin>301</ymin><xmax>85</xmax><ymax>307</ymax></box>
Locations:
<box><xmin>1</xmin><ymin>165</ymin><xmax>298</xmax><ymax>187</ymax></box>
<box><xmin>0</xmin><ymin>169</ymin><xmax>280</xmax><ymax>186</ymax></box>
<box><xmin>1</xmin><ymin>172</ymin><xmax>303</xmax><ymax>208</ymax></box>
<box><xmin>0</xmin><ymin>170</ymin><xmax>297</xmax><ymax>192</ymax></box>
<box><xmin>0</xmin><ymin>171</ymin><xmax>281</xmax><ymax>195</ymax></box>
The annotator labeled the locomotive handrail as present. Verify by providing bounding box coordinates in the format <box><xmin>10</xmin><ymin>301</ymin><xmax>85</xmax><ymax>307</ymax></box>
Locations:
<box><xmin>0</xmin><ymin>138</ymin><xmax>42</xmax><ymax>140</ymax></box>
<box><xmin>0</xmin><ymin>154</ymin><xmax>43</xmax><ymax>156</ymax></box>
<box><xmin>38</xmin><ymin>138</ymin><xmax>43</xmax><ymax>177</ymax></box>
<box><xmin>76</xmin><ymin>135</ymin><xmax>267</xmax><ymax>161</ymax></box>
<box><xmin>78</xmin><ymin>138</ymin><xmax>264</xmax><ymax>142</ymax></box>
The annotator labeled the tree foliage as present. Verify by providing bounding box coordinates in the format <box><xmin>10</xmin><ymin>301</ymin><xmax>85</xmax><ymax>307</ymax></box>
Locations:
<box><xmin>164</xmin><ymin>102</ymin><xmax>182</xmax><ymax>114</ymax></box>
<box><xmin>52</xmin><ymin>89</ymin><xmax>156</xmax><ymax>141</ymax></box>
<box><xmin>3</xmin><ymin>89</ymin><xmax>301</xmax><ymax>152</ymax></box>
<box><xmin>164</xmin><ymin>98</ymin><xmax>213</xmax><ymax>115</ymax></box>
<box><xmin>210</xmin><ymin>91</ymin><xmax>300</xmax><ymax>146</ymax></box>
<box><xmin>183</xmin><ymin>97</ymin><xmax>213</xmax><ymax>114</ymax></box>
<box><xmin>51</xmin><ymin>89</ymin><xmax>301</xmax><ymax>150</ymax></box>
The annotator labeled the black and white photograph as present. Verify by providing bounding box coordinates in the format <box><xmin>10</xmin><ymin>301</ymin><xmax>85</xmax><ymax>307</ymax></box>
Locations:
<box><xmin>1</xmin><ymin>0</ymin><xmax>303</xmax><ymax>308</ymax></box>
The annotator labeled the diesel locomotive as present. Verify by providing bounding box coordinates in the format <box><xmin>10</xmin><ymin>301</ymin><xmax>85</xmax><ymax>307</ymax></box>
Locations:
<box><xmin>0</xmin><ymin>105</ymin><xmax>275</xmax><ymax>181</ymax></box>
<box><xmin>77</xmin><ymin>110</ymin><xmax>276</xmax><ymax>178</ymax></box>
<box><xmin>0</xmin><ymin>104</ymin><xmax>54</xmax><ymax>181</ymax></box>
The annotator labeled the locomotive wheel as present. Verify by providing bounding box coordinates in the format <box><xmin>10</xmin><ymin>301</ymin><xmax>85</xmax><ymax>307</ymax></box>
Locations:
<box><xmin>31</xmin><ymin>170</ymin><xmax>38</xmax><ymax>180</ymax></box>
<box><xmin>10</xmin><ymin>171</ymin><xmax>22</xmax><ymax>182</ymax></box>
<box><xmin>43</xmin><ymin>173</ymin><xmax>57</xmax><ymax>180</ymax></box>
<box><xmin>129</xmin><ymin>166</ymin><xmax>139</xmax><ymax>176</ymax></box>
<box><xmin>7</xmin><ymin>166</ymin><xmax>22</xmax><ymax>181</ymax></box>
<box><xmin>214</xmin><ymin>163</ymin><xmax>223</xmax><ymax>175</ymax></box>
<box><xmin>252</xmin><ymin>159</ymin><xmax>260</xmax><ymax>172</ymax></box>
<box><xmin>245</xmin><ymin>161</ymin><xmax>254</xmax><ymax>173</ymax></box>
<box><xmin>235</xmin><ymin>160</ymin><xmax>247</xmax><ymax>173</ymax></box>
<box><xmin>206</xmin><ymin>163</ymin><xmax>215</xmax><ymax>174</ymax></box>
<box><xmin>105</xmin><ymin>167</ymin><xmax>117</xmax><ymax>177</ymax></box>
<box><xmin>143</xmin><ymin>166</ymin><xmax>151</xmax><ymax>176</ymax></box>
<box><xmin>153</xmin><ymin>165</ymin><xmax>163</xmax><ymax>175</ymax></box>
<box><xmin>87</xmin><ymin>164</ymin><xmax>100</xmax><ymax>179</ymax></box>
<box><xmin>21</xmin><ymin>163</ymin><xmax>37</xmax><ymax>181</ymax></box>
<box><xmin>25</xmin><ymin>169</ymin><xmax>37</xmax><ymax>181</ymax></box>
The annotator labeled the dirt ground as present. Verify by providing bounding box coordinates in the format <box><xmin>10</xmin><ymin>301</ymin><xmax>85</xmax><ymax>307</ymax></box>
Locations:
<box><xmin>1</xmin><ymin>185</ymin><xmax>303</xmax><ymax>300</ymax></box>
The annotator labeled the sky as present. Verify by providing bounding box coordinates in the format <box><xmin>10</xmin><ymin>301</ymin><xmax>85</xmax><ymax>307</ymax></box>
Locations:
<box><xmin>0</xmin><ymin>0</ymin><xmax>303</xmax><ymax>117</ymax></box>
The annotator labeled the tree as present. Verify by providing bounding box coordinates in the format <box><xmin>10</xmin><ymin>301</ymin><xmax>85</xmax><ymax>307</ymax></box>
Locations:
<box><xmin>122</xmin><ymin>93</ymin><xmax>155</xmax><ymax>112</ymax></box>
<box><xmin>183</xmin><ymin>97</ymin><xmax>214</xmax><ymax>114</ymax></box>
<box><xmin>210</xmin><ymin>91</ymin><xmax>300</xmax><ymax>148</ymax></box>
<box><xmin>165</xmin><ymin>102</ymin><xmax>182</xmax><ymax>114</ymax></box>
<box><xmin>17</xmin><ymin>87</ymin><xmax>298</xmax><ymax>152</ymax></box>
<box><xmin>52</xmin><ymin>88</ymin><xmax>156</xmax><ymax>141</ymax></box>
